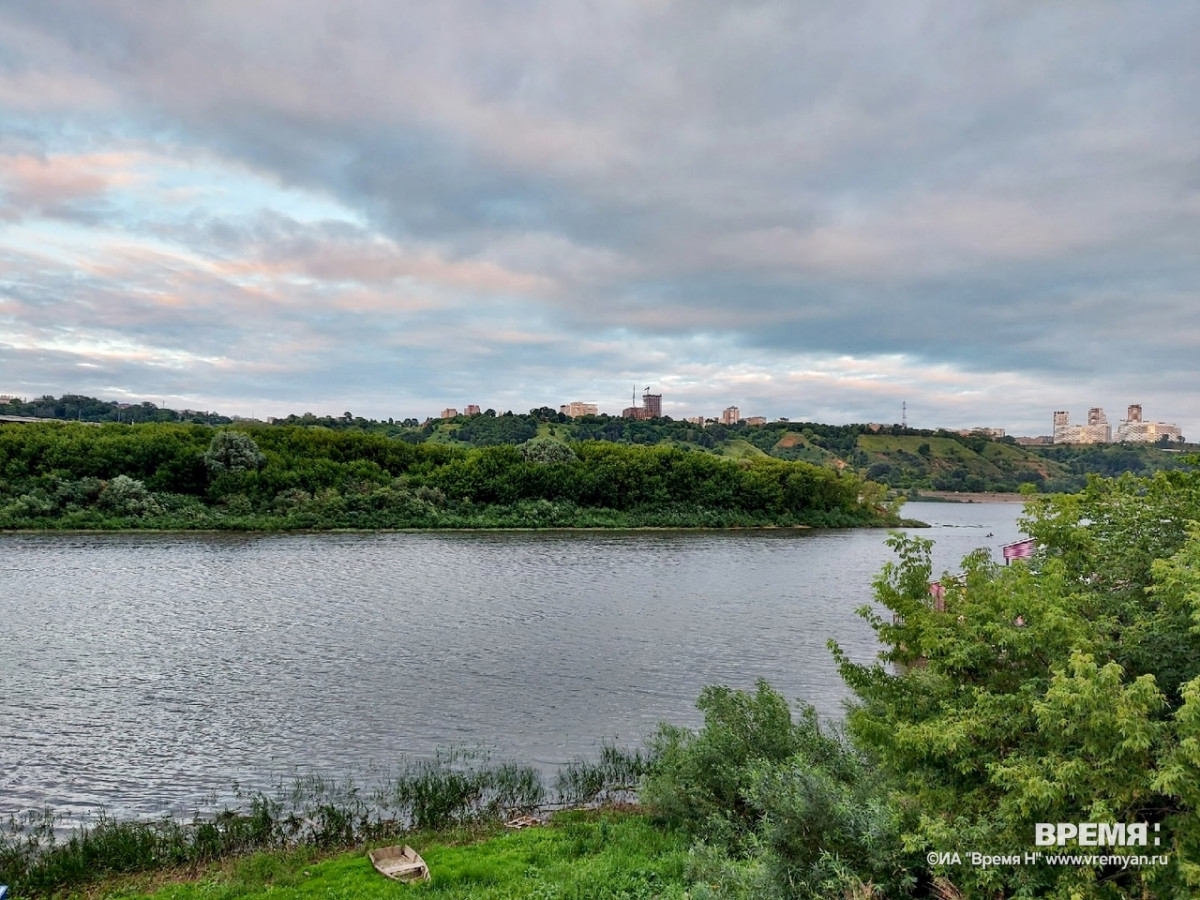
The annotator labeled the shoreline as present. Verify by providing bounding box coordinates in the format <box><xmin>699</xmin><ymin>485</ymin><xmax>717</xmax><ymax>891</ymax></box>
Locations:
<box><xmin>911</xmin><ymin>491</ymin><xmax>1031</xmax><ymax>504</ymax></box>
<box><xmin>0</xmin><ymin>522</ymin><xmax>932</xmax><ymax>536</ymax></box>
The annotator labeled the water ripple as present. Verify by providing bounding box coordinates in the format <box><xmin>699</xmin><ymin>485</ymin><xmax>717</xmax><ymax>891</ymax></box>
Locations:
<box><xmin>0</xmin><ymin>503</ymin><xmax>1023</xmax><ymax>819</ymax></box>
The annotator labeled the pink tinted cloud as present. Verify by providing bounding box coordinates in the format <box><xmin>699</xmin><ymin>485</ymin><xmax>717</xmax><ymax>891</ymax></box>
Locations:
<box><xmin>0</xmin><ymin>152</ymin><xmax>145</xmax><ymax>219</ymax></box>
<box><xmin>223</xmin><ymin>236</ymin><xmax>555</xmax><ymax>297</ymax></box>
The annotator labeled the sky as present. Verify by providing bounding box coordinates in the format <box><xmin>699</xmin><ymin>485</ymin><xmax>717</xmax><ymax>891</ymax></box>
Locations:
<box><xmin>1</xmin><ymin>2</ymin><xmax>1198</xmax><ymax>436</ymax></box>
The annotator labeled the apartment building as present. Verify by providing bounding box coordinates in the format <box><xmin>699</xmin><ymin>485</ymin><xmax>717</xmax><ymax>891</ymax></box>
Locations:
<box><xmin>559</xmin><ymin>401</ymin><xmax>599</xmax><ymax>418</ymax></box>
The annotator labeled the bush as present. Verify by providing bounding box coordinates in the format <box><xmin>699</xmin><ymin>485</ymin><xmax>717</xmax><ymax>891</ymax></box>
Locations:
<box><xmin>97</xmin><ymin>475</ymin><xmax>160</xmax><ymax>517</ymax></box>
<box><xmin>642</xmin><ymin>681</ymin><xmax>804</xmax><ymax>838</ymax></box>
<box><xmin>642</xmin><ymin>681</ymin><xmax>916</xmax><ymax>899</ymax></box>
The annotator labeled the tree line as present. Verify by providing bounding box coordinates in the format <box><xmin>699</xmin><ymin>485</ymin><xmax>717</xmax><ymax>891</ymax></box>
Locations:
<box><xmin>6</xmin><ymin>393</ymin><xmax>1187</xmax><ymax>495</ymax></box>
<box><xmin>0</xmin><ymin>422</ymin><xmax>895</xmax><ymax>530</ymax></box>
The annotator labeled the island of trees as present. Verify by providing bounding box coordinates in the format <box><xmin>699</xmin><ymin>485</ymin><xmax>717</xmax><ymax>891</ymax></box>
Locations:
<box><xmin>0</xmin><ymin>418</ymin><xmax>897</xmax><ymax>530</ymax></box>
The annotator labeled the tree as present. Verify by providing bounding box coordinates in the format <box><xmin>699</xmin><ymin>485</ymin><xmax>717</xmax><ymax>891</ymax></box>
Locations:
<box><xmin>519</xmin><ymin>437</ymin><xmax>578</xmax><ymax>464</ymax></box>
<box><xmin>203</xmin><ymin>430</ymin><xmax>266</xmax><ymax>477</ymax></box>
<box><xmin>833</xmin><ymin>465</ymin><xmax>1200</xmax><ymax>898</ymax></box>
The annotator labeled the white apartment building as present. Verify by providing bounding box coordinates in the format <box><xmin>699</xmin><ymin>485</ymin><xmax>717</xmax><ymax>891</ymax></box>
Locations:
<box><xmin>1115</xmin><ymin>404</ymin><xmax>1182</xmax><ymax>443</ymax></box>
<box><xmin>1054</xmin><ymin>404</ymin><xmax>1181</xmax><ymax>444</ymax></box>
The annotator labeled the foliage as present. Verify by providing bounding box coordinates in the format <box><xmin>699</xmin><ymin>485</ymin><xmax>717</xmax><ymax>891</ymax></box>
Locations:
<box><xmin>0</xmin><ymin>394</ymin><xmax>230</xmax><ymax>425</ymax></box>
<box><xmin>97</xmin><ymin>475</ymin><xmax>160</xmax><ymax>517</ymax></box>
<box><xmin>6</xmin><ymin>393</ymin><xmax>1187</xmax><ymax>496</ymax></box>
<box><xmin>0</xmin><ymin>421</ymin><xmax>895</xmax><ymax>530</ymax></box>
<box><xmin>643</xmin><ymin>682</ymin><xmax>800</xmax><ymax>838</ymax></box>
<box><xmin>386</xmin><ymin>749</ymin><xmax>545</xmax><ymax>831</ymax></box>
<box><xmin>457</xmin><ymin>413</ymin><xmax>539</xmax><ymax>446</ymax></box>
<box><xmin>832</xmin><ymin>464</ymin><xmax>1200</xmax><ymax>898</ymax></box>
<box><xmin>642</xmin><ymin>682</ymin><xmax>915</xmax><ymax>898</ymax></box>
<box><xmin>203</xmin><ymin>431</ymin><xmax>266</xmax><ymax>477</ymax></box>
<box><xmin>519</xmin><ymin>436</ymin><xmax>578</xmax><ymax>464</ymax></box>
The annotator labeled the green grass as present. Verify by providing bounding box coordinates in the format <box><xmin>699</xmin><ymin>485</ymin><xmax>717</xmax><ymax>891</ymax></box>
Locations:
<box><xmin>715</xmin><ymin>439</ymin><xmax>769</xmax><ymax>459</ymax></box>
<box><xmin>92</xmin><ymin>812</ymin><xmax>690</xmax><ymax>900</ymax></box>
<box><xmin>857</xmin><ymin>434</ymin><xmax>956</xmax><ymax>455</ymax></box>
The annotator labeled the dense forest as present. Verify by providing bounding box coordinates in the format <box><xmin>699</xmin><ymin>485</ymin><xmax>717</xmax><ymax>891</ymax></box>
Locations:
<box><xmin>0</xmin><ymin>421</ymin><xmax>895</xmax><ymax>530</ymax></box>
<box><xmin>2</xmin><ymin>393</ymin><xmax>1191</xmax><ymax>497</ymax></box>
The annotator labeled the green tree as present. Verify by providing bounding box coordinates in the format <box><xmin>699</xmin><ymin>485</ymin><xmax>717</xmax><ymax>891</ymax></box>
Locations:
<box><xmin>519</xmin><ymin>437</ymin><xmax>578</xmax><ymax>464</ymax></box>
<box><xmin>203</xmin><ymin>430</ymin><xmax>266</xmax><ymax>477</ymax></box>
<box><xmin>833</xmin><ymin>464</ymin><xmax>1200</xmax><ymax>898</ymax></box>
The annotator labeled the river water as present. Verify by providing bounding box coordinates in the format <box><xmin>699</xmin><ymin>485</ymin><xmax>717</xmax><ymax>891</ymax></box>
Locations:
<box><xmin>1</xmin><ymin>502</ymin><xmax>1024</xmax><ymax>820</ymax></box>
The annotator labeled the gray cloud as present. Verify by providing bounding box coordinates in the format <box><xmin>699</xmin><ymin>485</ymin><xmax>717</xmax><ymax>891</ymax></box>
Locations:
<box><xmin>1</xmin><ymin>1</ymin><xmax>1198</xmax><ymax>435</ymax></box>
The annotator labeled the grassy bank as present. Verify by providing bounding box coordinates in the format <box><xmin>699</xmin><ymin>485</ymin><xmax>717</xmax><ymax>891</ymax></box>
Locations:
<box><xmin>76</xmin><ymin>810</ymin><xmax>690</xmax><ymax>900</ymax></box>
<box><xmin>0</xmin><ymin>747</ymin><xmax>649</xmax><ymax>899</ymax></box>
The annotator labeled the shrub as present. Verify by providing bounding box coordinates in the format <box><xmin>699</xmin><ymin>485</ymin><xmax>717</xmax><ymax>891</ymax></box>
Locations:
<box><xmin>97</xmin><ymin>475</ymin><xmax>160</xmax><ymax>517</ymax></box>
<box><xmin>642</xmin><ymin>681</ymin><xmax>801</xmax><ymax>838</ymax></box>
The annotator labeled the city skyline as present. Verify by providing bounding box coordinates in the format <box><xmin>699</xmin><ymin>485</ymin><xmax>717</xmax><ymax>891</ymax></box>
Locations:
<box><xmin>2</xmin><ymin>4</ymin><xmax>1198</xmax><ymax>438</ymax></box>
<box><xmin>4</xmin><ymin>386</ymin><xmax>1188</xmax><ymax>444</ymax></box>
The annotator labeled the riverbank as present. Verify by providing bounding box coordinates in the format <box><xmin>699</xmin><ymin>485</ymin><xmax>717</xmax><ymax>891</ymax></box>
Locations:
<box><xmin>6</xmin><ymin>809</ymin><xmax>690</xmax><ymax>900</ymax></box>
<box><xmin>0</xmin><ymin>746</ymin><xmax>656</xmax><ymax>899</ymax></box>
<box><xmin>0</xmin><ymin>508</ymin><xmax>901</xmax><ymax>532</ymax></box>
<box><xmin>912</xmin><ymin>490</ymin><xmax>1031</xmax><ymax>503</ymax></box>
<box><xmin>0</xmin><ymin>520</ymin><xmax>933</xmax><ymax>535</ymax></box>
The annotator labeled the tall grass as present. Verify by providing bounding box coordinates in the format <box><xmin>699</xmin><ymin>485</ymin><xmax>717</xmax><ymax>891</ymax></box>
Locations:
<box><xmin>556</xmin><ymin>743</ymin><xmax>651</xmax><ymax>806</ymax></box>
<box><xmin>0</xmin><ymin>744</ymin><xmax>650</xmax><ymax>897</ymax></box>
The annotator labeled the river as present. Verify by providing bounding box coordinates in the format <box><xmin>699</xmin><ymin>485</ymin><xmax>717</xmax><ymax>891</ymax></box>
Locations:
<box><xmin>0</xmin><ymin>501</ymin><xmax>1025</xmax><ymax>820</ymax></box>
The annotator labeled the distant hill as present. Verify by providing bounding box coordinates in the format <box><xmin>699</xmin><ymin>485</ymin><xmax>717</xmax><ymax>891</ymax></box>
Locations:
<box><xmin>3</xmin><ymin>394</ymin><xmax>1192</xmax><ymax>493</ymax></box>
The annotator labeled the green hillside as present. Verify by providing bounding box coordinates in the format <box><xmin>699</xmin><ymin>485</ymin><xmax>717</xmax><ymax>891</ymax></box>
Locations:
<box><xmin>855</xmin><ymin>433</ymin><xmax>1063</xmax><ymax>493</ymax></box>
<box><xmin>4</xmin><ymin>394</ymin><xmax>1192</xmax><ymax>495</ymax></box>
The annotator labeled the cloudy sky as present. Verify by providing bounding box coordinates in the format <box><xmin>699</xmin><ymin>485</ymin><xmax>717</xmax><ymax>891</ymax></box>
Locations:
<box><xmin>1</xmin><ymin>1</ymin><xmax>1197</xmax><ymax>435</ymax></box>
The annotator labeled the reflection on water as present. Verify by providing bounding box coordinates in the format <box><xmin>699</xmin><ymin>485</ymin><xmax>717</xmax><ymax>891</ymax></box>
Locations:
<box><xmin>1</xmin><ymin>501</ymin><xmax>1024</xmax><ymax>819</ymax></box>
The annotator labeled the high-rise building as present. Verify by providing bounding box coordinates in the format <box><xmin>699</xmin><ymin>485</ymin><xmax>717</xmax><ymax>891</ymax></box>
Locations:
<box><xmin>1116</xmin><ymin>404</ymin><xmax>1182</xmax><ymax>443</ymax></box>
<box><xmin>721</xmin><ymin>406</ymin><xmax>741</xmax><ymax>425</ymax></box>
<box><xmin>622</xmin><ymin>386</ymin><xmax>662</xmax><ymax>420</ymax></box>
<box><xmin>464</xmin><ymin>404</ymin><xmax>481</xmax><ymax>416</ymax></box>
<box><xmin>1052</xmin><ymin>411</ymin><xmax>1077</xmax><ymax>444</ymax></box>
<box><xmin>1079</xmin><ymin>408</ymin><xmax>1111</xmax><ymax>443</ymax></box>
<box><xmin>440</xmin><ymin>408</ymin><xmax>459</xmax><ymax>419</ymax></box>
<box><xmin>1052</xmin><ymin>405</ymin><xmax>1181</xmax><ymax>444</ymax></box>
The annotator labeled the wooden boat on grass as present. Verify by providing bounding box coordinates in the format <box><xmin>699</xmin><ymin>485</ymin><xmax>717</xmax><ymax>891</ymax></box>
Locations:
<box><xmin>368</xmin><ymin>845</ymin><xmax>430</xmax><ymax>882</ymax></box>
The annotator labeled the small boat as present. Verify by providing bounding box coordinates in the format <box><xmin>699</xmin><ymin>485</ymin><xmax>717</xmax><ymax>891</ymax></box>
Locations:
<box><xmin>505</xmin><ymin>814</ymin><xmax>541</xmax><ymax>829</ymax></box>
<box><xmin>368</xmin><ymin>845</ymin><xmax>430</xmax><ymax>882</ymax></box>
